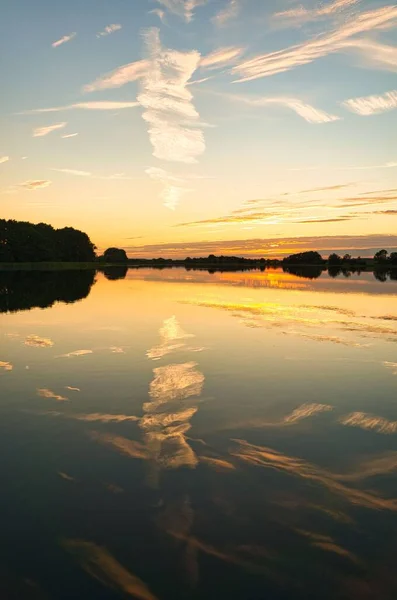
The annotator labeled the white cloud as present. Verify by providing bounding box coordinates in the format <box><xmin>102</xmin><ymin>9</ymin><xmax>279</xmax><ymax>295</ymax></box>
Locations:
<box><xmin>83</xmin><ymin>60</ymin><xmax>148</xmax><ymax>93</ymax></box>
<box><xmin>273</xmin><ymin>0</ymin><xmax>359</xmax><ymax>26</ymax></box>
<box><xmin>232</xmin><ymin>5</ymin><xmax>397</xmax><ymax>81</ymax></box>
<box><xmin>37</xmin><ymin>388</ymin><xmax>68</xmax><ymax>401</ymax></box>
<box><xmin>33</xmin><ymin>122</ymin><xmax>67</xmax><ymax>137</ymax></box>
<box><xmin>149</xmin><ymin>8</ymin><xmax>166</xmax><ymax>23</ymax></box>
<box><xmin>200</xmin><ymin>46</ymin><xmax>245</xmax><ymax>69</ymax></box>
<box><xmin>52</xmin><ymin>33</ymin><xmax>76</xmax><ymax>48</ymax></box>
<box><xmin>145</xmin><ymin>167</ymin><xmax>192</xmax><ymax>210</ymax></box>
<box><xmin>212</xmin><ymin>0</ymin><xmax>240</xmax><ymax>27</ymax></box>
<box><xmin>21</xmin><ymin>101</ymin><xmax>139</xmax><ymax>114</ymax></box>
<box><xmin>138</xmin><ymin>28</ymin><xmax>205</xmax><ymax>164</ymax></box>
<box><xmin>61</xmin><ymin>133</ymin><xmax>79</xmax><ymax>138</ymax></box>
<box><xmin>96</xmin><ymin>24</ymin><xmax>122</xmax><ymax>38</ymax></box>
<box><xmin>155</xmin><ymin>0</ymin><xmax>207</xmax><ymax>23</ymax></box>
<box><xmin>341</xmin><ymin>38</ymin><xmax>397</xmax><ymax>72</ymax></box>
<box><xmin>223</xmin><ymin>92</ymin><xmax>340</xmax><ymax>123</ymax></box>
<box><xmin>52</xmin><ymin>168</ymin><xmax>92</xmax><ymax>177</ymax></box>
<box><xmin>0</xmin><ymin>156</ymin><xmax>9</xmax><ymax>164</ymax></box>
<box><xmin>342</xmin><ymin>89</ymin><xmax>397</xmax><ymax>115</ymax></box>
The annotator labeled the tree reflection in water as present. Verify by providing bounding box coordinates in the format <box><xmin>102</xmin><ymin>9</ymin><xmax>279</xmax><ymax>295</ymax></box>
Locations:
<box><xmin>0</xmin><ymin>269</ymin><xmax>96</xmax><ymax>313</ymax></box>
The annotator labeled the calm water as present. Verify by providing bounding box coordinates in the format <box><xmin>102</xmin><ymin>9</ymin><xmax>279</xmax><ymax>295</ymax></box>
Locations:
<box><xmin>1</xmin><ymin>267</ymin><xmax>397</xmax><ymax>599</ymax></box>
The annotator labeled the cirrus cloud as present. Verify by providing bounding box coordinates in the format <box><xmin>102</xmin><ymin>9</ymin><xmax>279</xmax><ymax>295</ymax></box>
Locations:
<box><xmin>33</xmin><ymin>122</ymin><xmax>67</xmax><ymax>137</ymax></box>
<box><xmin>52</xmin><ymin>33</ymin><xmax>76</xmax><ymax>48</ymax></box>
<box><xmin>342</xmin><ymin>89</ymin><xmax>397</xmax><ymax>115</ymax></box>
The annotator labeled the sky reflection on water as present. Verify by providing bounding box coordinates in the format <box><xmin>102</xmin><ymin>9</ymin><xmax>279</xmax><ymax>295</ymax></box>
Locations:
<box><xmin>1</xmin><ymin>268</ymin><xmax>397</xmax><ymax>599</ymax></box>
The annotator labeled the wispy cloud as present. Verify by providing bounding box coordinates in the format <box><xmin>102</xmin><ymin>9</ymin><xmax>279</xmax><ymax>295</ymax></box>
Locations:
<box><xmin>232</xmin><ymin>93</ymin><xmax>340</xmax><ymax>123</ymax></box>
<box><xmin>21</xmin><ymin>101</ymin><xmax>139</xmax><ymax>114</ymax></box>
<box><xmin>61</xmin><ymin>133</ymin><xmax>79</xmax><ymax>138</ymax></box>
<box><xmin>84</xmin><ymin>60</ymin><xmax>148</xmax><ymax>93</ymax></box>
<box><xmin>37</xmin><ymin>388</ymin><xmax>68</xmax><ymax>402</ymax></box>
<box><xmin>149</xmin><ymin>8</ymin><xmax>166</xmax><ymax>23</ymax></box>
<box><xmin>0</xmin><ymin>156</ymin><xmax>9</xmax><ymax>164</ymax></box>
<box><xmin>289</xmin><ymin>183</ymin><xmax>354</xmax><ymax>195</ymax></box>
<box><xmin>155</xmin><ymin>0</ymin><xmax>207</xmax><ymax>23</ymax></box>
<box><xmin>273</xmin><ymin>0</ymin><xmax>359</xmax><ymax>27</ymax></box>
<box><xmin>57</xmin><ymin>349</ymin><xmax>93</xmax><ymax>358</ymax></box>
<box><xmin>342</xmin><ymin>89</ymin><xmax>397</xmax><ymax>115</ymax></box>
<box><xmin>96</xmin><ymin>24</ymin><xmax>122</xmax><ymax>38</ymax></box>
<box><xmin>212</xmin><ymin>0</ymin><xmax>240</xmax><ymax>27</ymax></box>
<box><xmin>200</xmin><ymin>46</ymin><xmax>245</xmax><ymax>69</ymax></box>
<box><xmin>33</xmin><ymin>122</ymin><xmax>67</xmax><ymax>137</ymax></box>
<box><xmin>125</xmin><ymin>233</ymin><xmax>397</xmax><ymax>259</ymax></box>
<box><xmin>145</xmin><ymin>167</ymin><xmax>192</xmax><ymax>210</ymax></box>
<box><xmin>25</xmin><ymin>334</ymin><xmax>54</xmax><ymax>347</ymax></box>
<box><xmin>232</xmin><ymin>6</ymin><xmax>397</xmax><ymax>81</ymax></box>
<box><xmin>19</xmin><ymin>180</ymin><xmax>52</xmax><ymax>190</ymax></box>
<box><xmin>138</xmin><ymin>28</ymin><xmax>205</xmax><ymax>164</ymax></box>
<box><xmin>52</xmin><ymin>168</ymin><xmax>92</xmax><ymax>177</ymax></box>
<box><xmin>52</xmin><ymin>33</ymin><xmax>76</xmax><ymax>48</ymax></box>
<box><xmin>341</xmin><ymin>38</ymin><xmax>397</xmax><ymax>72</ymax></box>
<box><xmin>0</xmin><ymin>361</ymin><xmax>13</xmax><ymax>371</ymax></box>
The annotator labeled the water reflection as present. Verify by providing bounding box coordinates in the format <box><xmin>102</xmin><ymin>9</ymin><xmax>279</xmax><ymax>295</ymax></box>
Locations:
<box><xmin>0</xmin><ymin>269</ymin><xmax>96</xmax><ymax>313</ymax></box>
<box><xmin>2</xmin><ymin>269</ymin><xmax>397</xmax><ymax>598</ymax></box>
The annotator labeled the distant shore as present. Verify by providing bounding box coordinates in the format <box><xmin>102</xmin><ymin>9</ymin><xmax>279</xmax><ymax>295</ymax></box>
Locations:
<box><xmin>0</xmin><ymin>260</ymin><xmax>395</xmax><ymax>273</ymax></box>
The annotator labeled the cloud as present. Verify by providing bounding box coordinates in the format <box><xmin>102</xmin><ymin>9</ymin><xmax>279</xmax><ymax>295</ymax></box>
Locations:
<box><xmin>212</xmin><ymin>0</ymin><xmax>240</xmax><ymax>27</ymax></box>
<box><xmin>25</xmin><ymin>334</ymin><xmax>54</xmax><ymax>347</ymax></box>
<box><xmin>52</xmin><ymin>33</ymin><xmax>76</xmax><ymax>48</ymax></box>
<box><xmin>291</xmin><ymin>183</ymin><xmax>354</xmax><ymax>194</ymax></box>
<box><xmin>57</xmin><ymin>349</ymin><xmax>93</xmax><ymax>358</ymax></box>
<box><xmin>21</xmin><ymin>101</ymin><xmax>139</xmax><ymax>114</ymax></box>
<box><xmin>18</xmin><ymin>180</ymin><xmax>52</xmax><ymax>190</ymax></box>
<box><xmin>124</xmin><ymin>233</ymin><xmax>397</xmax><ymax>259</ymax></box>
<box><xmin>61</xmin><ymin>133</ymin><xmax>79</xmax><ymax>138</ymax></box>
<box><xmin>33</xmin><ymin>122</ymin><xmax>67</xmax><ymax>137</ymax></box>
<box><xmin>155</xmin><ymin>0</ymin><xmax>207</xmax><ymax>23</ymax></box>
<box><xmin>384</xmin><ymin>361</ymin><xmax>397</xmax><ymax>375</ymax></box>
<box><xmin>37</xmin><ymin>388</ymin><xmax>68</xmax><ymax>402</ymax></box>
<box><xmin>63</xmin><ymin>539</ymin><xmax>158</xmax><ymax>600</ymax></box>
<box><xmin>200</xmin><ymin>46</ymin><xmax>245</xmax><ymax>69</ymax></box>
<box><xmin>232</xmin><ymin>5</ymin><xmax>397</xmax><ymax>81</ymax></box>
<box><xmin>149</xmin><ymin>8</ymin><xmax>166</xmax><ymax>23</ymax></box>
<box><xmin>342</xmin><ymin>89</ymin><xmax>397</xmax><ymax>115</ymax></box>
<box><xmin>284</xmin><ymin>403</ymin><xmax>334</xmax><ymax>424</ymax></box>
<box><xmin>0</xmin><ymin>156</ymin><xmax>9</xmax><ymax>164</ymax></box>
<box><xmin>273</xmin><ymin>0</ymin><xmax>359</xmax><ymax>27</ymax></box>
<box><xmin>96</xmin><ymin>24</ymin><xmax>122</xmax><ymax>38</ymax></box>
<box><xmin>340</xmin><ymin>38</ymin><xmax>397</xmax><ymax>72</ymax></box>
<box><xmin>138</xmin><ymin>28</ymin><xmax>205</xmax><ymax>164</ymax></box>
<box><xmin>83</xmin><ymin>60</ymin><xmax>148</xmax><ymax>93</ymax></box>
<box><xmin>146</xmin><ymin>167</ymin><xmax>192</xmax><ymax>210</ymax></box>
<box><xmin>218</xmin><ymin>91</ymin><xmax>340</xmax><ymax>123</ymax></box>
<box><xmin>147</xmin><ymin>315</ymin><xmax>194</xmax><ymax>360</ymax></box>
<box><xmin>52</xmin><ymin>168</ymin><xmax>92</xmax><ymax>177</ymax></box>
<box><xmin>0</xmin><ymin>361</ymin><xmax>13</xmax><ymax>371</ymax></box>
<box><xmin>340</xmin><ymin>412</ymin><xmax>397</xmax><ymax>434</ymax></box>
<box><xmin>65</xmin><ymin>386</ymin><xmax>80</xmax><ymax>392</ymax></box>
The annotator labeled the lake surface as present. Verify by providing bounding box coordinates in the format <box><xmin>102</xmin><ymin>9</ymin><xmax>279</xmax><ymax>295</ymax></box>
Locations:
<box><xmin>1</xmin><ymin>267</ymin><xmax>397</xmax><ymax>599</ymax></box>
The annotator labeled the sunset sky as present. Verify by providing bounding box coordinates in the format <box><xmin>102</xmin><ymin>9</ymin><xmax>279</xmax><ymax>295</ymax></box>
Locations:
<box><xmin>1</xmin><ymin>0</ymin><xmax>397</xmax><ymax>257</ymax></box>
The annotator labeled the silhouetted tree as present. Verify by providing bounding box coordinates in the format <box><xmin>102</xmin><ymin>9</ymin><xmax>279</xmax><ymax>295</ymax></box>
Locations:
<box><xmin>390</xmin><ymin>252</ymin><xmax>397</xmax><ymax>265</ymax></box>
<box><xmin>328</xmin><ymin>253</ymin><xmax>342</xmax><ymax>266</ymax></box>
<box><xmin>0</xmin><ymin>219</ymin><xmax>96</xmax><ymax>262</ymax></box>
<box><xmin>374</xmin><ymin>249</ymin><xmax>388</xmax><ymax>263</ymax></box>
<box><xmin>103</xmin><ymin>247</ymin><xmax>128</xmax><ymax>263</ymax></box>
<box><xmin>374</xmin><ymin>270</ymin><xmax>388</xmax><ymax>282</ymax></box>
<box><xmin>343</xmin><ymin>254</ymin><xmax>352</xmax><ymax>261</ymax></box>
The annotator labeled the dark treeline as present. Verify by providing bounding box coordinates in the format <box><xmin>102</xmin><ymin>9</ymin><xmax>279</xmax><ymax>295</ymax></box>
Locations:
<box><xmin>0</xmin><ymin>219</ymin><xmax>96</xmax><ymax>262</ymax></box>
<box><xmin>0</xmin><ymin>269</ymin><xmax>96</xmax><ymax>313</ymax></box>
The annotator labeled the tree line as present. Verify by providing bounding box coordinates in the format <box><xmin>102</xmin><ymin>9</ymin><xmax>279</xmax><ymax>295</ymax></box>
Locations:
<box><xmin>0</xmin><ymin>219</ymin><xmax>96</xmax><ymax>262</ymax></box>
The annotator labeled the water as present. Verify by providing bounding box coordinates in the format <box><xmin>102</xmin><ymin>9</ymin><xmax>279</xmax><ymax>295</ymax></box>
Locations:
<box><xmin>1</xmin><ymin>267</ymin><xmax>397</xmax><ymax>599</ymax></box>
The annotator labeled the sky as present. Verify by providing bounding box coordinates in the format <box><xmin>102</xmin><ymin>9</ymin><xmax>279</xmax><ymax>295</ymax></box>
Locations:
<box><xmin>1</xmin><ymin>0</ymin><xmax>397</xmax><ymax>258</ymax></box>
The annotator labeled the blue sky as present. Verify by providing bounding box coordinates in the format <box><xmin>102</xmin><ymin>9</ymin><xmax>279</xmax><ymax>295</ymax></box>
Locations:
<box><xmin>1</xmin><ymin>0</ymin><xmax>397</xmax><ymax>257</ymax></box>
